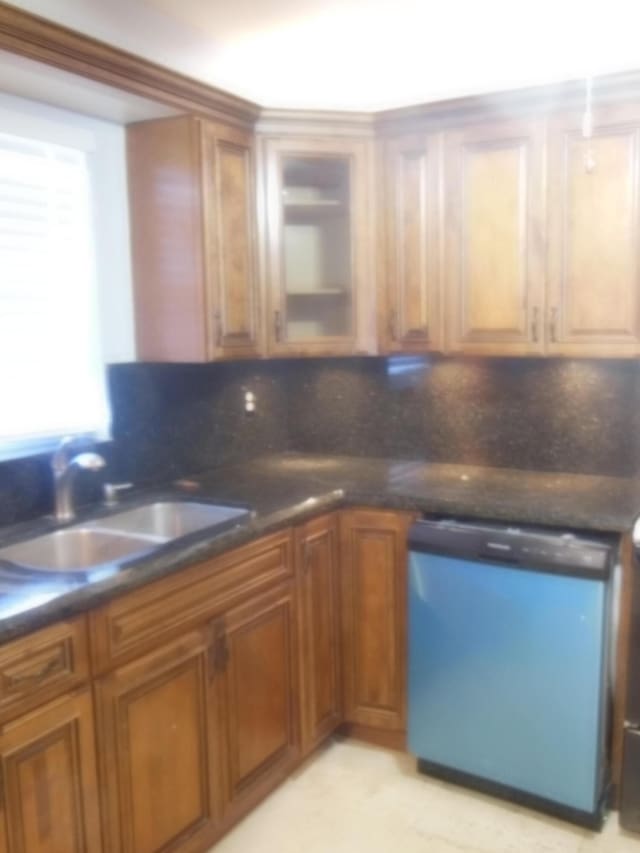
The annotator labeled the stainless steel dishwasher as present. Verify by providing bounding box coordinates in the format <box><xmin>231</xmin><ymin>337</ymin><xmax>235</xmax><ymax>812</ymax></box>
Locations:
<box><xmin>408</xmin><ymin>518</ymin><xmax>615</xmax><ymax>829</ymax></box>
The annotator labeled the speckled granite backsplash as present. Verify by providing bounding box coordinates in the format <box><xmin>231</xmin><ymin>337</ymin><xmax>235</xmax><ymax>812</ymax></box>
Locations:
<box><xmin>1</xmin><ymin>355</ymin><xmax>638</xmax><ymax>526</ymax></box>
<box><xmin>284</xmin><ymin>356</ymin><xmax>640</xmax><ymax>476</ymax></box>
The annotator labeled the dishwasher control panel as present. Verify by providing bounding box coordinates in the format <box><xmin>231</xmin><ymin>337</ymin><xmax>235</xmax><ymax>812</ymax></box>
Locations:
<box><xmin>408</xmin><ymin>519</ymin><xmax>615</xmax><ymax>579</ymax></box>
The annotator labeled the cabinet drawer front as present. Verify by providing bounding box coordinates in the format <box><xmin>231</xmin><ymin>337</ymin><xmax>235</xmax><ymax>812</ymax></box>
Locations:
<box><xmin>0</xmin><ymin>618</ymin><xmax>89</xmax><ymax>720</ymax></box>
<box><xmin>90</xmin><ymin>529</ymin><xmax>294</xmax><ymax>672</ymax></box>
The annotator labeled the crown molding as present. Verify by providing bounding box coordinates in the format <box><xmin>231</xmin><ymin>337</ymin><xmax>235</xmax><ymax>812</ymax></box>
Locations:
<box><xmin>0</xmin><ymin>2</ymin><xmax>260</xmax><ymax>127</ymax></box>
<box><xmin>257</xmin><ymin>108</ymin><xmax>375</xmax><ymax>138</ymax></box>
<box><xmin>375</xmin><ymin>71</ymin><xmax>640</xmax><ymax>134</ymax></box>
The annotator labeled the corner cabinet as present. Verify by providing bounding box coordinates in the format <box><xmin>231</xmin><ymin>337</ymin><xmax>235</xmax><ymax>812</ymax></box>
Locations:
<box><xmin>381</xmin><ymin>132</ymin><xmax>444</xmax><ymax>353</ymax></box>
<box><xmin>546</xmin><ymin>103</ymin><xmax>640</xmax><ymax>356</ymax></box>
<box><xmin>444</xmin><ymin>118</ymin><xmax>547</xmax><ymax>356</ymax></box>
<box><xmin>340</xmin><ymin>508</ymin><xmax>415</xmax><ymax>734</ymax></box>
<box><xmin>260</xmin><ymin>136</ymin><xmax>376</xmax><ymax>356</ymax></box>
<box><xmin>128</xmin><ymin>116</ymin><xmax>260</xmax><ymax>361</ymax></box>
<box><xmin>296</xmin><ymin>515</ymin><xmax>343</xmax><ymax>755</ymax></box>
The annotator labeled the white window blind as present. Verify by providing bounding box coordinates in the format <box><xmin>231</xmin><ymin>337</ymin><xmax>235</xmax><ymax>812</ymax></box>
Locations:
<box><xmin>0</xmin><ymin>131</ymin><xmax>110</xmax><ymax>459</ymax></box>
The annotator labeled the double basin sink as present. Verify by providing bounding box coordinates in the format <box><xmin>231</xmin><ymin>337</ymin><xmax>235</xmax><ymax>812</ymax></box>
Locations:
<box><xmin>0</xmin><ymin>502</ymin><xmax>250</xmax><ymax>574</ymax></box>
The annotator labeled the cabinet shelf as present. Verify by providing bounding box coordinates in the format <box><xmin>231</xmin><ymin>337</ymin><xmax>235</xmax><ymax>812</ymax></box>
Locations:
<box><xmin>284</xmin><ymin>200</ymin><xmax>347</xmax><ymax>223</ymax></box>
<box><xmin>286</xmin><ymin>288</ymin><xmax>348</xmax><ymax>296</ymax></box>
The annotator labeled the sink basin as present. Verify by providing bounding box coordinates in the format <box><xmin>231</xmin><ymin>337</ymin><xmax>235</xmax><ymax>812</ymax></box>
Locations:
<box><xmin>0</xmin><ymin>528</ymin><xmax>155</xmax><ymax>573</ymax></box>
<box><xmin>0</xmin><ymin>501</ymin><xmax>250</xmax><ymax>574</ymax></box>
<box><xmin>89</xmin><ymin>501</ymin><xmax>250</xmax><ymax>540</ymax></box>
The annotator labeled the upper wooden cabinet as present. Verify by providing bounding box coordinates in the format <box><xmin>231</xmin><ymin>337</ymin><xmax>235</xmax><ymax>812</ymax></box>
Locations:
<box><xmin>444</xmin><ymin>118</ymin><xmax>546</xmax><ymax>355</ymax></box>
<box><xmin>260</xmin><ymin>136</ymin><xmax>375</xmax><ymax>356</ymax></box>
<box><xmin>547</xmin><ymin>104</ymin><xmax>640</xmax><ymax>356</ymax></box>
<box><xmin>128</xmin><ymin>116</ymin><xmax>260</xmax><ymax>361</ymax></box>
<box><xmin>382</xmin><ymin>133</ymin><xmax>444</xmax><ymax>352</ymax></box>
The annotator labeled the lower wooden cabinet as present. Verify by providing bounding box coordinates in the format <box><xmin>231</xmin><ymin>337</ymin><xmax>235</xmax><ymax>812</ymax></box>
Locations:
<box><xmin>340</xmin><ymin>508</ymin><xmax>415</xmax><ymax>732</ymax></box>
<box><xmin>218</xmin><ymin>583</ymin><xmax>299</xmax><ymax>824</ymax></box>
<box><xmin>0</xmin><ymin>509</ymin><xmax>414</xmax><ymax>853</ymax></box>
<box><xmin>296</xmin><ymin>515</ymin><xmax>343</xmax><ymax>754</ymax></box>
<box><xmin>94</xmin><ymin>628</ymin><xmax>222</xmax><ymax>853</ymax></box>
<box><xmin>0</xmin><ymin>689</ymin><xmax>102</xmax><ymax>853</ymax></box>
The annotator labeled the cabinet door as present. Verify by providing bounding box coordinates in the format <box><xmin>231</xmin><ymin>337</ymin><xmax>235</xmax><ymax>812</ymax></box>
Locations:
<box><xmin>201</xmin><ymin>122</ymin><xmax>260</xmax><ymax>359</ymax></box>
<box><xmin>0</xmin><ymin>690</ymin><xmax>102</xmax><ymax>853</ymax></box>
<box><xmin>445</xmin><ymin>118</ymin><xmax>546</xmax><ymax>355</ymax></box>
<box><xmin>547</xmin><ymin>104</ymin><xmax>640</xmax><ymax>356</ymax></box>
<box><xmin>340</xmin><ymin>509</ymin><xmax>414</xmax><ymax>731</ymax></box>
<box><xmin>218</xmin><ymin>584</ymin><xmax>298</xmax><ymax>822</ymax></box>
<box><xmin>127</xmin><ymin>116</ymin><xmax>260</xmax><ymax>362</ymax></box>
<box><xmin>95</xmin><ymin>629</ymin><xmax>221</xmax><ymax>853</ymax></box>
<box><xmin>128</xmin><ymin>116</ymin><xmax>210</xmax><ymax>362</ymax></box>
<box><xmin>383</xmin><ymin>133</ymin><xmax>444</xmax><ymax>352</ymax></box>
<box><xmin>262</xmin><ymin>136</ymin><xmax>375</xmax><ymax>356</ymax></box>
<box><xmin>296</xmin><ymin>515</ymin><xmax>342</xmax><ymax>754</ymax></box>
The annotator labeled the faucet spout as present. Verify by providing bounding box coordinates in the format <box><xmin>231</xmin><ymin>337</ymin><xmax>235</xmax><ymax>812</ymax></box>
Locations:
<box><xmin>52</xmin><ymin>438</ymin><xmax>106</xmax><ymax>522</ymax></box>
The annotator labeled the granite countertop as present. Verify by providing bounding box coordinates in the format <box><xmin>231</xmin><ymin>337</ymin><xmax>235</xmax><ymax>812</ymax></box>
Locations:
<box><xmin>0</xmin><ymin>452</ymin><xmax>638</xmax><ymax>644</ymax></box>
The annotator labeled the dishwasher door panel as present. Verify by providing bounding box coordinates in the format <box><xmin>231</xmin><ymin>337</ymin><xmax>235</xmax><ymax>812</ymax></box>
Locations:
<box><xmin>407</xmin><ymin>551</ymin><xmax>608</xmax><ymax>815</ymax></box>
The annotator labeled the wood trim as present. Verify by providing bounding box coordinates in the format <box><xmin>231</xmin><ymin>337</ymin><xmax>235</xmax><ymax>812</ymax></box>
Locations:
<box><xmin>337</xmin><ymin>722</ymin><xmax>407</xmax><ymax>752</ymax></box>
<box><xmin>376</xmin><ymin>70</ymin><xmax>640</xmax><ymax>135</ymax></box>
<box><xmin>3</xmin><ymin>1</ymin><xmax>640</xmax><ymax>140</ymax></box>
<box><xmin>257</xmin><ymin>109</ymin><xmax>375</xmax><ymax>138</ymax></box>
<box><xmin>612</xmin><ymin>535</ymin><xmax>634</xmax><ymax>800</ymax></box>
<box><xmin>0</xmin><ymin>1</ymin><xmax>259</xmax><ymax>127</ymax></box>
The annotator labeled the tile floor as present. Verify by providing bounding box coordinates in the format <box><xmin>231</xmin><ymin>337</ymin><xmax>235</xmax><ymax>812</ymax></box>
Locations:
<box><xmin>212</xmin><ymin>739</ymin><xmax>640</xmax><ymax>852</ymax></box>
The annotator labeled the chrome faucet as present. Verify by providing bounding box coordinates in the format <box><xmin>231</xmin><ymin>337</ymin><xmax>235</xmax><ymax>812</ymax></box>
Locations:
<box><xmin>51</xmin><ymin>437</ymin><xmax>106</xmax><ymax>522</ymax></box>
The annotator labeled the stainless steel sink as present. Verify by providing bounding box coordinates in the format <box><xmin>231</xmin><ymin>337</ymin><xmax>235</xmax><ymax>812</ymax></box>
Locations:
<box><xmin>0</xmin><ymin>501</ymin><xmax>250</xmax><ymax>573</ymax></box>
<box><xmin>0</xmin><ymin>528</ymin><xmax>156</xmax><ymax>573</ymax></box>
<box><xmin>89</xmin><ymin>501</ymin><xmax>249</xmax><ymax>540</ymax></box>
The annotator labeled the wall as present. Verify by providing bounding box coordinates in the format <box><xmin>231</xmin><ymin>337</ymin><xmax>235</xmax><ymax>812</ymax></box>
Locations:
<box><xmin>0</xmin><ymin>356</ymin><xmax>638</xmax><ymax>527</ymax></box>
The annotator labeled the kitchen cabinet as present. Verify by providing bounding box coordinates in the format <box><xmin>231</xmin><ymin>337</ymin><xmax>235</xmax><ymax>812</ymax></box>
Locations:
<box><xmin>0</xmin><ymin>689</ymin><xmax>102</xmax><ymax>853</ymax></box>
<box><xmin>340</xmin><ymin>509</ymin><xmax>415</xmax><ymax>733</ymax></box>
<box><xmin>218</xmin><ymin>583</ymin><xmax>299</xmax><ymax>823</ymax></box>
<box><xmin>382</xmin><ymin>132</ymin><xmax>444</xmax><ymax>353</ymax></box>
<box><xmin>128</xmin><ymin>115</ymin><xmax>260</xmax><ymax>361</ymax></box>
<box><xmin>296</xmin><ymin>515</ymin><xmax>343</xmax><ymax>755</ymax></box>
<box><xmin>444</xmin><ymin>117</ymin><xmax>546</xmax><ymax>355</ymax></box>
<box><xmin>261</xmin><ymin>136</ymin><xmax>375</xmax><ymax>356</ymax></box>
<box><xmin>94</xmin><ymin>628</ymin><xmax>222</xmax><ymax>853</ymax></box>
<box><xmin>547</xmin><ymin>103</ymin><xmax>640</xmax><ymax>356</ymax></box>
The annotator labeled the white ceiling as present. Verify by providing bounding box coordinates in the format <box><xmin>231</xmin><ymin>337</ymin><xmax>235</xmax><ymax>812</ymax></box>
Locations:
<box><xmin>5</xmin><ymin>0</ymin><xmax>640</xmax><ymax>111</ymax></box>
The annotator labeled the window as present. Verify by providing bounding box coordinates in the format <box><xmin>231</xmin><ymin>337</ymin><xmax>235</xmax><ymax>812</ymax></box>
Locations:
<box><xmin>0</xmin><ymin>131</ymin><xmax>110</xmax><ymax>459</ymax></box>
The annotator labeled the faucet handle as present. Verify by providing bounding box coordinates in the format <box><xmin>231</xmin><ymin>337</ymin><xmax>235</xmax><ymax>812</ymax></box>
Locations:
<box><xmin>103</xmin><ymin>482</ymin><xmax>134</xmax><ymax>506</ymax></box>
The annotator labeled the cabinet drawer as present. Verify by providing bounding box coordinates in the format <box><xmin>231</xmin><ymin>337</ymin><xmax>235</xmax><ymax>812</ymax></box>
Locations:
<box><xmin>0</xmin><ymin>617</ymin><xmax>89</xmax><ymax>721</ymax></box>
<box><xmin>90</xmin><ymin>529</ymin><xmax>294</xmax><ymax>673</ymax></box>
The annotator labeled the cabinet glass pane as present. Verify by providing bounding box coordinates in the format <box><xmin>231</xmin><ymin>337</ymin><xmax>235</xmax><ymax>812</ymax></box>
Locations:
<box><xmin>281</xmin><ymin>156</ymin><xmax>352</xmax><ymax>341</ymax></box>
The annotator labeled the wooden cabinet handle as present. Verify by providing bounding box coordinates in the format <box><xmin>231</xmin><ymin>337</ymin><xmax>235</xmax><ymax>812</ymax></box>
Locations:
<box><xmin>388</xmin><ymin>309</ymin><xmax>398</xmax><ymax>342</ymax></box>
<box><xmin>208</xmin><ymin>621</ymin><xmax>229</xmax><ymax>680</ymax></box>
<box><xmin>531</xmin><ymin>306</ymin><xmax>539</xmax><ymax>343</ymax></box>
<box><xmin>7</xmin><ymin>657</ymin><xmax>62</xmax><ymax>687</ymax></box>
<box><xmin>549</xmin><ymin>307</ymin><xmax>558</xmax><ymax>343</ymax></box>
<box><xmin>214</xmin><ymin>312</ymin><xmax>222</xmax><ymax>348</ymax></box>
<box><xmin>273</xmin><ymin>310</ymin><xmax>282</xmax><ymax>342</ymax></box>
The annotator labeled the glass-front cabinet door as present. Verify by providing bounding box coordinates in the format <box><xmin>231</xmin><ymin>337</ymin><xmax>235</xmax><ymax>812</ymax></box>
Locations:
<box><xmin>262</xmin><ymin>137</ymin><xmax>374</xmax><ymax>355</ymax></box>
